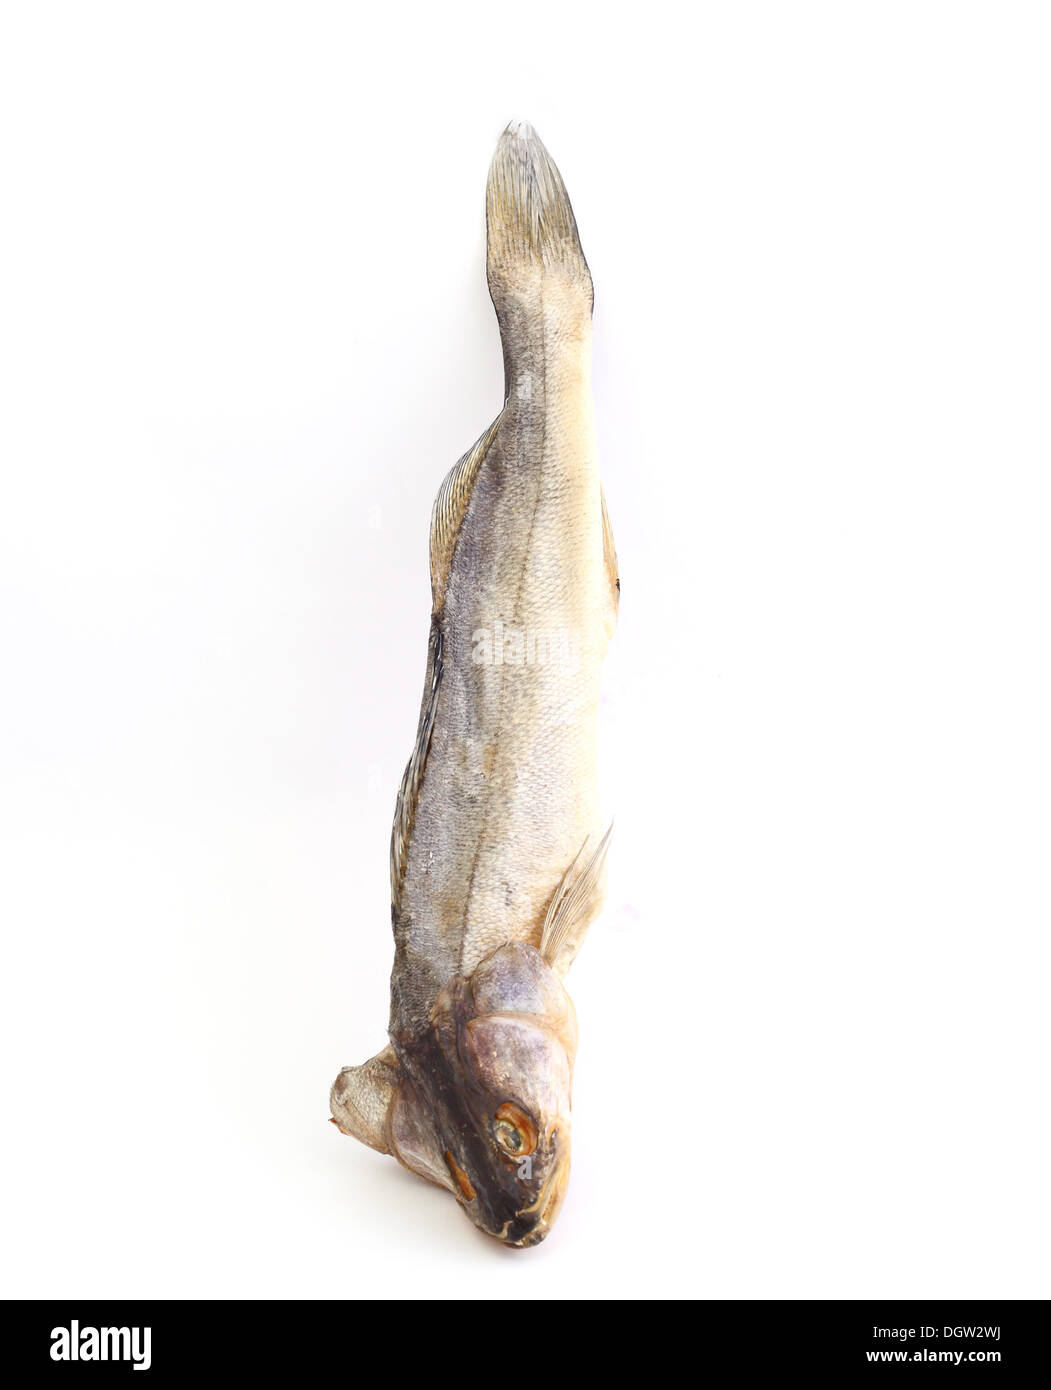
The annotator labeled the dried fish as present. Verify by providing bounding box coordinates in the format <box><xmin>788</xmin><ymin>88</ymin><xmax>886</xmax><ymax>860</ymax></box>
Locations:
<box><xmin>331</xmin><ymin>121</ymin><xmax>617</xmax><ymax>1246</ymax></box>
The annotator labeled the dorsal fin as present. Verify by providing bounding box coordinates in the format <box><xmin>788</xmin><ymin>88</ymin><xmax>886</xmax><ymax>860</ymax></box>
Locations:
<box><xmin>391</xmin><ymin>625</ymin><xmax>442</xmax><ymax>917</ymax></box>
<box><xmin>391</xmin><ymin>417</ymin><xmax>501</xmax><ymax>916</ymax></box>
<box><xmin>430</xmin><ymin>415</ymin><xmax>501</xmax><ymax>615</ymax></box>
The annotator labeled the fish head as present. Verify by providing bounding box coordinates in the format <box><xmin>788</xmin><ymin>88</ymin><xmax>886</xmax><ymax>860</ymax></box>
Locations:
<box><xmin>391</xmin><ymin>941</ymin><xmax>577</xmax><ymax>1247</ymax></box>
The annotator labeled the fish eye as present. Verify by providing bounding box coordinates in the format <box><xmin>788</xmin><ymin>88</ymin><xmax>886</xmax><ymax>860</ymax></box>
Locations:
<box><xmin>492</xmin><ymin>1102</ymin><xmax>538</xmax><ymax>1157</ymax></box>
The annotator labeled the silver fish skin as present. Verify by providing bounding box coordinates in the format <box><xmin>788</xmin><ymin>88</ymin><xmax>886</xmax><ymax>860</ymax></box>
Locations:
<box><xmin>331</xmin><ymin>121</ymin><xmax>618</xmax><ymax>1247</ymax></box>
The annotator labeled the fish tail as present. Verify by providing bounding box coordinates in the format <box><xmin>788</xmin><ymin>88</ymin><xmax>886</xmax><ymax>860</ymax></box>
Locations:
<box><xmin>485</xmin><ymin>120</ymin><xmax>593</xmax><ymax>310</ymax></box>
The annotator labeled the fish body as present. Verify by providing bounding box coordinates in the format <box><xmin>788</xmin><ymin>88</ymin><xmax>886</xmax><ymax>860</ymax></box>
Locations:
<box><xmin>331</xmin><ymin>122</ymin><xmax>617</xmax><ymax>1246</ymax></box>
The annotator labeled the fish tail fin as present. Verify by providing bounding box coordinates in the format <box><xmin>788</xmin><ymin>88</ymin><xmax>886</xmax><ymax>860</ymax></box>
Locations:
<box><xmin>486</xmin><ymin>120</ymin><xmax>593</xmax><ymax>311</ymax></box>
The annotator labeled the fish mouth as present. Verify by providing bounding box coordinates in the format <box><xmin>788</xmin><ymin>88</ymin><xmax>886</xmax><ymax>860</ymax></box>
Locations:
<box><xmin>492</xmin><ymin>1155</ymin><xmax>571</xmax><ymax>1249</ymax></box>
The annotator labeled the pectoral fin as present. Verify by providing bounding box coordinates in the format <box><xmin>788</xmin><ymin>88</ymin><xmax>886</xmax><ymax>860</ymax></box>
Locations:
<box><xmin>601</xmin><ymin>486</ymin><xmax>619</xmax><ymax>639</ymax></box>
<box><xmin>601</xmin><ymin>486</ymin><xmax>619</xmax><ymax>605</ymax></box>
<box><xmin>539</xmin><ymin>823</ymin><xmax>613</xmax><ymax>976</ymax></box>
<box><xmin>330</xmin><ymin>1044</ymin><xmax>403</xmax><ymax>1154</ymax></box>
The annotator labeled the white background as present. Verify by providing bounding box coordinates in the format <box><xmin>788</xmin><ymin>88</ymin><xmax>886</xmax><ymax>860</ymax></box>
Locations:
<box><xmin>2</xmin><ymin>2</ymin><xmax>1049</xmax><ymax>1300</ymax></box>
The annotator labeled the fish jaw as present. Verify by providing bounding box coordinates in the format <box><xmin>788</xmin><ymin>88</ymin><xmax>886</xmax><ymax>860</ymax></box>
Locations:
<box><xmin>497</xmin><ymin>1150</ymin><xmax>572</xmax><ymax>1248</ymax></box>
<box><xmin>430</xmin><ymin>1118</ymin><xmax>570</xmax><ymax>1248</ymax></box>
